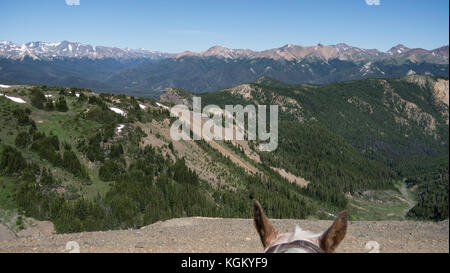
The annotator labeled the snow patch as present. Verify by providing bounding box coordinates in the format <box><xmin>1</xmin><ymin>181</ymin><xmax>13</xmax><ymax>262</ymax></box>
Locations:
<box><xmin>0</xmin><ymin>84</ymin><xmax>11</xmax><ymax>88</ymax></box>
<box><xmin>0</xmin><ymin>94</ymin><xmax>26</xmax><ymax>103</ymax></box>
<box><xmin>156</xmin><ymin>102</ymin><xmax>170</xmax><ymax>110</ymax></box>
<box><xmin>116</xmin><ymin>124</ymin><xmax>125</xmax><ymax>134</ymax></box>
<box><xmin>109</xmin><ymin>107</ymin><xmax>126</xmax><ymax>116</ymax></box>
<box><xmin>139</xmin><ymin>104</ymin><xmax>147</xmax><ymax>110</ymax></box>
<box><xmin>406</xmin><ymin>69</ymin><xmax>416</xmax><ymax>76</ymax></box>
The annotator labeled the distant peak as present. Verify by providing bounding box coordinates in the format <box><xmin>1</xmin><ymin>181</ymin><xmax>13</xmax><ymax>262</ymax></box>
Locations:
<box><xmin>334</xmin><ymin>43</ymin><xmax>351</xmax><ymax>47</ymax></box>
<box><xmin>387</xmin><ymin>44</ymin><xmax>410</xmax><ymax>55</ymax></box>
<box><xmin>282</xmin><ymin>44</ymin><xmax>296</xmax><ymax>48</ymax></box>
<box><xmin>389</xmin><ymin>44</ymin><xmax>410</xmax><ymax>50</ymax></box>
<box><xmin>204</xmin><ymin>45</ymin><xmax>230</xmax><ymax>51</ymax></box>
<box><xmin>201</xmin><ymin>45</ymin><xmax>237</xmax><ymax>58</ymax></box>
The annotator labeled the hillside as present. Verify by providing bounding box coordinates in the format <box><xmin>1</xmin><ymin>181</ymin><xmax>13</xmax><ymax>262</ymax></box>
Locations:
<box><xmin>200</xmin><ymin>75</ymin><xmax>449</xmax><ymax>221</ymax></box>
<box><xmin>0</xmin><ymin>83</ymin><xmax>326</xmax><ymax>235</ymax></box>
<box><xmin>0</xmin><ymin>75</ymin><xmax>448</xmax><ymax>238</ymax></box>
<box><xmin>0</xmin><ymin>217</ymin><xmax>448</xmax><ymax>253</ymax></box>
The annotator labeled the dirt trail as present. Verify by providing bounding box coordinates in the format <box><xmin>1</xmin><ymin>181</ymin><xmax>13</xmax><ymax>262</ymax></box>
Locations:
<box><xmin>208</xmin><ymin>141</ymin><xmax>259</xmax><ymax>174</ymax></box>
<box><xmin>270</xmin><ymin>167</ymin><xmax>309</xmax><ymax>188</ymax></box>
<box><xmin>0</xmin><ymin>217</ymin><xmax>447</xmax><ymax>253</ymax></box>
<box><xmin>400</xmin><ymin>183</ymin><xmax>417</xmax><ymax>218</ymax></box>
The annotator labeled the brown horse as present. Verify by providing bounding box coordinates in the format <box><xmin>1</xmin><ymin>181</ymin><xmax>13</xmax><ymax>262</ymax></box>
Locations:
<box><xmin>253</xmin><ymin>199</ymin><xmax>348</xmax><ymax>253</ymax></box>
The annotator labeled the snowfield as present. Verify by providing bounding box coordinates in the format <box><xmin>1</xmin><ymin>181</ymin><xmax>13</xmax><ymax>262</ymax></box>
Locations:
<box><xmin>109</xmin><ymin>107</ymin><xmax>126</xmax><ymax>116</ymax></box>
<box><xmin>0</xmin><ymin>94</ymin><xmax>26</xmax><ymax>103</ymax></box>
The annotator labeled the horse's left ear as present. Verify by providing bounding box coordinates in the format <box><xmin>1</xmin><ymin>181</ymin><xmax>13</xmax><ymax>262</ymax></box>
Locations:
<box><xmin>319</xmin><ymin>210</ymin><xmax>348</xmax><ymax>253</ymax></box>
<box><xmin>253</xmin><ymin>199</ymin><xmax>278</xmax><ymax>248</ymax></box>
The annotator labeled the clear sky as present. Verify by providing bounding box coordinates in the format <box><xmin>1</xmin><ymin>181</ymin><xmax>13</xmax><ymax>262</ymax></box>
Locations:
<box><xmin>0</xmin><ymin>0</ymin><xmax>448</xmax><ymax>53</ymax></box>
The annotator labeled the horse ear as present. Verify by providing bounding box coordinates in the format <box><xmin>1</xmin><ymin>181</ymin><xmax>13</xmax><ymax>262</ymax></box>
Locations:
<box><xmin>253</xmin><ymin>199</ymin><xmax>277</xmax><ymax>248</ymax></box>
<box><xmin>319</xmin><ymin>210</ymin><xmax>348</xmax><ymax>253</ymax></box>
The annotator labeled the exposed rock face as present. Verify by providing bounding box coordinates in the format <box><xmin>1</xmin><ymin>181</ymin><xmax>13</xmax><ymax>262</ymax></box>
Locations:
<box><xmin>404</xmin><ymin>75</ymin><xmax>449</xmax><ymax>125</ymax></box>
<box><xmin>381</xmin><ymin>80</ymin><xmax>439</xmax><ymax>138</ymax></box>
<box><xmin>433</xmin><ymin>79</ymin><xmax>449</xmax><ymax>125</ymax></box>
<box><xmin>347</xmin><ymin>96</ymin><xmax>374</xmax><ymax>114</ymax></box>
<box><xmin>228</xmin><ymin>84</ymin><xmax>255</xmax><ymax>100</ymax></box>
<box><xmin>159</xmin><ymin>88</ymin><xmax>193</xmax><ymax>107</ymax></box>
<box><xmin>434</xmin><ymin>79</ymin><xmax>449</xmax><ymax>106</ymax></box>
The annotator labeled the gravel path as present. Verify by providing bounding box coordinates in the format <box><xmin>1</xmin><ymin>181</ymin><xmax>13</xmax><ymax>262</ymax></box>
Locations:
<box><xmin>400</xmin><ymin>183</ymin><xmax>417</xmax><ymax>218</ymax></box>
<box><xmin>0</xmin><ymin>217</ymin><xmax>448</xmax><ymax>253</ymax></box>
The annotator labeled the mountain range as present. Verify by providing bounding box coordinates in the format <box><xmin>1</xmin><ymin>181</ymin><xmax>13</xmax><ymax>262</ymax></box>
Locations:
<box><xmin>0</xmin><ymin>41</ymin><xmax>448</xmax><ymax>96</ymax></box>
<box><xmin>1</xmin><ymin>41</ymin><xmax>448</xmax><ymax>63</ymax></box>
<box><xmin>0</xmin><ymin>41</ymin><xmax>170</xmax><ymax>60</ymax></box>
<box><xmin>174</xmin><ymin>43</ymin><xmax>449</xmax><ymax>64</ymax></box>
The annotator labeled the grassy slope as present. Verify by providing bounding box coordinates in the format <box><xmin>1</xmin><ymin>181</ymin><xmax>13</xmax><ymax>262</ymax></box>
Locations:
<box><xmin>0</xmin><ymin>88</ymin><xmax>109</xmax><ymax>202</ymax></box>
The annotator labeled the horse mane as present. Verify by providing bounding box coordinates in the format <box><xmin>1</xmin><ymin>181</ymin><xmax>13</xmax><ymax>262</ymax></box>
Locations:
<box><xmin>289</xmin><ymin>225</ymin><xmax>321</xmax><ymax>242</ymax></box>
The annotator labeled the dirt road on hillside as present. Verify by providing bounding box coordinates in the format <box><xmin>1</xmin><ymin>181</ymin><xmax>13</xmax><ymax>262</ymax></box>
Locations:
<box><xmin>0</xmin><ymin>218</ymin><xmax>447</xmax><ymax>253</ymax></box>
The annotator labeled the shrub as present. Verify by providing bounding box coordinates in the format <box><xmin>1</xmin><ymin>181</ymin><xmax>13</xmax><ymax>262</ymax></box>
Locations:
<box><xmin>99</xmin><ymin>160</ymin><xmax>124</xmax><ymax>182</ymax></box>
<box><xmin>0</xmin><ymin>145</ymin><xmax>27</xmax><ymax>174</ymax></box>
<box><xmin>30</xmin><ymin>88</ymin><xmax>46</xmax><ymax>109</ymax></box>
<box><xmin>56</xmin><ymin>97</ymin><xmax>68</xmax><ymax>112</ymax></box>
<box><xmin>15</xmin><ymin>131</ymin><xmax>30</xmax><ymax>148</ymax></box>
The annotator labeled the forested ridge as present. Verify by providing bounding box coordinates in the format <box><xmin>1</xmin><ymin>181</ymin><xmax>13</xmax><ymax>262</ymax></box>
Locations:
<box><xmin>201</xmin><ymin>75</ymin><xmax>449</xmax><ymax>221</ymax></box>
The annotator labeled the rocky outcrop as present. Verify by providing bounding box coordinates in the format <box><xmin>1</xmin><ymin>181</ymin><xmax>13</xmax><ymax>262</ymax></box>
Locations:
<box><xmin>159</xmin><ymin>88</ymin><xmax>193</xmax><ymax>107</ymax></box>
<box><xmin>381</xmin><ymin>80</ymin><xmax>439</xmax><ymax>138</ymax></box>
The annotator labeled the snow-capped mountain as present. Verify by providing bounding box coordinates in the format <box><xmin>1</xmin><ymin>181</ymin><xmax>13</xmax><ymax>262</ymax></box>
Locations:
<box><xmin>0</xmin><ymin>40</ymin><xmax>448</xmax><ymax>96</ymax></box>
<box><xmin>1</xmin><ymin>40</ymin><xmax>448</xmax><ymax>64</ymax></box>
<box><xmin>0</xmin><ymin>41</ymin><xmax>171</xmax><ymax>60</ymax></box>
<box><xmin>171</xmin><ymin>43</ymin><xmax>448</xmax><ymax>64</ymax></box>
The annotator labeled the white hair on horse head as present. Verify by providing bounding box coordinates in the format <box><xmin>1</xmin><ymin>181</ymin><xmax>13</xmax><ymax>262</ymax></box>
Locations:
<box><xmin>290</xmin><ymin>224</ymin><xmax>321</xmax><ymax>242</ymax></box>
<box><xmin>252</xmin><ymin>199</ymin><xmax>348</xmax><ymax>253</ymax></box>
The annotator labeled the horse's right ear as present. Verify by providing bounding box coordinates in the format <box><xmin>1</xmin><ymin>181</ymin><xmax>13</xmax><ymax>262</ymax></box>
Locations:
<box><xmin>319</xmin><ymin>210</ymin><xmax>348</xmax><ymax>253</ymax></box>
<box><xmin>253</xmin><ymin>199</ymin><xmax>277</xmax><ymax>248</ymax></box>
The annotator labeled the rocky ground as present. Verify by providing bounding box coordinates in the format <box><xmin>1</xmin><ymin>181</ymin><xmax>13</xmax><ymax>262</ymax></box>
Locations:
<box><xmin>0</xmin><ymin>217</ymin><xmax>448</xmax><ymax>253</ymax></box>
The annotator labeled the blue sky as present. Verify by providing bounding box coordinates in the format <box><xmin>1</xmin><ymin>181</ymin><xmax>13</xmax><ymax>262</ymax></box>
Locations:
<box><xmin>0</xmin><ymin>0</ymin><xmax>448</xmax><ymax>52</ymax></box>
